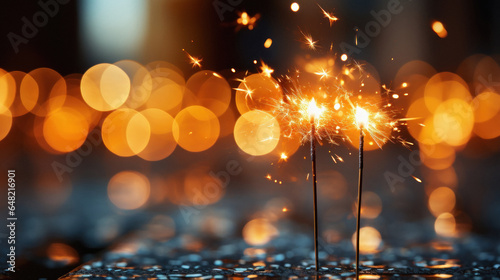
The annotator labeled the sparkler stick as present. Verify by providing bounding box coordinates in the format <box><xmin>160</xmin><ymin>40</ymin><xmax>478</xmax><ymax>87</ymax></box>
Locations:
<box><xmin>310</xmin><ymin>114</ymin><xmax>319</xmax><ymax>272</ymax></box>
<box><xmin>354</xmin><ymin>107</ymin><xmax>369</xmax><ymax>280</ymax></box>
<box><xmin>308</xmin><ymin>98</ymin><xmax>320</xmax><ymax>272</ymax></box>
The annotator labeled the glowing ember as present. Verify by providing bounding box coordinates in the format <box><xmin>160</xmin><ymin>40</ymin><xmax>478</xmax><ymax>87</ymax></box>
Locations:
<box><xmin>290</xmin><ymin>2</ymin><xmax>299</xmax><ymax>12</ymax></box>
<box><xmin>432</xmin><ymin>20</ymin><xmax>448</xmax><ymax>38</ymax></box>
<box><xmin>264</xmin><ymin>38</ymin><xmax>273</xmax><ymax>48</ymax></box>
<box><xmin>237</xmin><ymin>12</ymin><xmax>259</xmax><ymax>30</ymax></box>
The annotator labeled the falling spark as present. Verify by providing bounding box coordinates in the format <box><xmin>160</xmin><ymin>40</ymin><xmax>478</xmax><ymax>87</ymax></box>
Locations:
<box><xmin>234</xmin><ymin>77</ymin><xmax>255</xmax><ymax>100</ymax></box>
<box><xmin>184</xmin><ymin>50</ymin><xmax>202</xmax><ymax>68</ymax></box>
<box><xmin>265</xmin><ymin>174</ymin><xmax>272</xmax><ymax>180</ymax></box>
<box><xmin>318</xmin><ymin>5</ymin><xmax>338</xmax><ymax>27</ymax></box>
<box><xmin>341</xmin><ymin>54</ymin><xmax>348</xmax><ymax>61</ymax></box>
<box><xmin>282</xmin><ymin>207</ymin><xmax>288</xmax><ymax>212</ymax></box>
<box><xmin>290</xmin><ymin>2</ymin><xmax>299</xmax><ymax>12</ymax></box>
<box><xmin>402</xmin><ymin>82</ymin><xmax>408</xmax><ymax>88</ymax></box>
<box><xmin>260</xmin><ymin>61</ymin><xmax>274</xmax><ymax>77</ymax></box>
<box><xmin>412</xmin><ymin>175</ymin><xmax>422</xmax><ymax>183</ymax></box>
<box><xmin>301</xmin><ymin>31</ymin><xmax>318</xmax><ymax>50</ymax></box>
<box><xmin>331</xmin><ymin>155</ymin><xmax>337</xmax><ymax>163</ymax></box>
<box><xmin>314</xmin><ymin>68</ymin><xmax>330</xmax><ymax>80</ymax></box>
<box><xmin>280</xmin><ymin>153</ymin><xmax>288</xmax><ymax>161</ymax></box>
<box><xmin>231</xmin><ymin>68</ymin><xmax>236</xmax><ymax>73</ymax></box>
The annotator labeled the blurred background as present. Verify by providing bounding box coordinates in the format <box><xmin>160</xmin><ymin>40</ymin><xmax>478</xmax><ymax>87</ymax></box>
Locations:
<box><xmin>1</xmin><ymin>0</ymin><xmax>500</xmax><ymax>279</ymax></box>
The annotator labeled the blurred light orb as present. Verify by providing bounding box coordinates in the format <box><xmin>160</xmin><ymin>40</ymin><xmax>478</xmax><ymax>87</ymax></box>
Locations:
<box><xmin>235</xmin><ymin>73</ymin><xmax>282</xmax><ymax>114</ymax></box>
<box><xmin>8</xmin><ymin>71</ymin><xmax>34</xmax><ymax>116</ymax></box>
<box><xmin>433</xmin><ymin>99</ymin><xmax>474</xmax><ymax>146</ymax></box>
<box><xmin>114</xmin><ymin>60</ymin><xmax>152</xmax><ymax>109</ymax></box>
<box><xmin>43</xmin><ymin>107</ymin><xmax>89</xmax><ymax>153</ymax></box>
<box><xmin>102</xmin><ymin>108</ymin><xmax>151</xmax><ymax>157</ymax></box>
<box><xmin>186</xmin><ymin>70</ymin><xmax>231</xmax><ymax>117</ymax></box>
<box><xmin>290</xmin><ymin>2</ymin><xmax>299</xmax><ymax>12</ymax></box>
<box><xmin>22</xmin><ymin>68</ymin><xmax>66</xmax><ymax>116</ymax></box>
<box><xmin>81</xmin><ymin>63</ymin><xmax>130</xmax><ymax>111</ymax></box>
<box><xmin>108</xmin><ymin>171</ymin><xmax>151</xmax><ymax>210</ymax></box>
<box><xmin>473</xmin><ymin>91</ymin><xmax>500</xmax><ymax>123</ymax></box>
<box><xmin>428</xmin><ymin>187</ymin><xmax>456</xmax><ymax>217</ymax></box>
<box><xmin>272</xmin><ymin>131</ymin><xmax>302</xmax><ymax>159</ymax></box>
<box><xmin>243</xmin><ymin>218</ymin><xmax>278</xmax><ymax>246</ymax></box>
<box><xmin>0</xmin><ymin>106</ymin><xmax>12</xmax><ymax>142</ymax></box>
<box><xmin>360</xmin><ymin>191</ymin><xmax>383</xmax><ymax>219</ymax></box>
<box><xmin>172</xmin><ymin>106</ymin><xmax>220</xmax><ymax>152</ymax></box>
<box><xmin>351</xmin><ymin>226</ymin><xmax>382</xmax><ymax>254</ymax></box>
<box><xmin>138</xmin><ymin>108</ymin><xmax>176</xmax><ymax>161</ymax></box>
<box><xmin>0</xmin><ymin>70</ymin><xmax>15</xmax><ymax>110</ymax></box>
<box><xmin>432</xmin><ymin>21</ymin><xmax>448</xmax><ymax>38</ymax></box>
<box><xmin>47</xmin><ymin>243</ymin><xmax>79</xmax><ymax>265</ymax></box>
<box><xmin>435</xmin><ymin>212</ymin><xmax>456</xmax><ymax>237</ymax></box>
<box><xmin>234</xmin><ymin>110</ymin><xmax>280</xmax><ymax>156</ymax></box>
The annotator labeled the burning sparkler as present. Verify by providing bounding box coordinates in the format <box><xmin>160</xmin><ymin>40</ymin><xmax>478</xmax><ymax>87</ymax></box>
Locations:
<box><xmin>354</xmin><ymin>106</ymin><xmax>369</xmax><ymax>280</ymax></box>
<box><xmin>308</xmin><ymin>98</ymin><xmax>322</xmax><ymax>272</ymax></box>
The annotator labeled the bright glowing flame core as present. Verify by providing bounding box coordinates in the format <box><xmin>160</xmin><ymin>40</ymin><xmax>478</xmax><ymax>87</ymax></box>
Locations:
<box><xmin>307</xmin><ymin>98</ymin><xmax>324</xmax><ymax>121</ymax></box>
<box><xmin>355</xmin><ymin>106</ymin><xmax>369</xmax><ymax>128</ymax></box>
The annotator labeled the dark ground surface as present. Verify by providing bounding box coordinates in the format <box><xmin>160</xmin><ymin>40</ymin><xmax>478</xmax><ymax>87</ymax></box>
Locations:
<box><xmin>49</xmin><ymin>231</ymin><xmax>500</xmax><ymax>280</ymax></box>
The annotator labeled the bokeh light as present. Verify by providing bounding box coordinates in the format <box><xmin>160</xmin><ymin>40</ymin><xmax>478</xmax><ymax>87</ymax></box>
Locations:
<box><xmin>432</xmin><ymin>21</ymin><xmax>448</xmax><ymax>38</ymax></box>
<box><xmin>172</xmin><ymin>106</ymin><xmax>220</xmax><ymax>152</ymax></box>
<box><xmin>0</xmin><ymin>105</ymin><xmax>12</xmax><ymax>142</ymax></box>
<box><xmin>242</xmin><ymin>218</ymin><xmax>278</xmax><ymax>246</ymax></box>
<box><xmin>186</xmin><ymin>70</ymin><xmax>231</xmax><ymax>117</ymax></box>
<box><xmin>0</xmin><ymin>69</ymin><xmax>15</xmax><ymax>110</ymax></box>
<box><xmin>234</xmin><ymin>110</ymin><xmax>280</xmax><ymax>156</ymax></box>
<box><xmin>102</xmin><ymin>108</ymin><xmax>151</xmax><ymax>157</ymax></box>
<box><xmin>114</xmin><ymin>60</ymin><xmax>152</xmax><ymax>109</ymax></box>
<box><xmin>235</xmin><ymin>73</ymin><xmax>282</xmax><ymax>114</ymax></box>
<box><xmin>428</xmin><ymin>187</ymin><xmax>456</xmax><ymax>217</ymax></box>
<box><xmin>108</xmin><ymin>171</ymin><xmax>151</xmax><ymax>210</ymax></box>
<box><xmin>81</xmin><ymin>63</ymin><xmax>130</xmax><ymax>111</ymax></box>
<box><xmin>43</xmin><ymin>107</ymin><xmax>89</xmax><ymax>153</ymax></box>
<box><xmin>351</xmin><ymin>226</ymin><xmax>382</xmax><ymax>254</ymax></box>
<box><xmin>137</xmin><ymin>108</ymin><xmax>177</xmax><ymax>161</ymax></box>
<box><xmin>47</xmin><ymin>243</ymin><xmax>79</xmax><ymax>265</ymax></box>
<box><xmin>435</xmin><ymin>212</ymin><xmax>456</xmax><ymax>237</ymax></box>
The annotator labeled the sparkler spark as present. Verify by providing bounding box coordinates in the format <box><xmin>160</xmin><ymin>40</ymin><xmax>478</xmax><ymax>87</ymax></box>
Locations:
<box><xmin>260</xmin><ymin>61</ymin><xmax>274</xmax><ymax>77</ymax></box>
<box><xmin>280</xmin><ymin>153</ymin><xmax>288</xmax><ymax>162</ymax></box>
<box><xmin>301</xmin><ymin>31</ymin><xmax>318</xmax><ymax>50</ymax></box>
<box><xmin>314</xmin><ymin>68</ymin><xmax>330</xmax><ymax>80</ymax></box>
<box><xmin>318</xmin><ymin>5</ymin><xmax>338</xmax><ymax>27</ymax></box>
<box><xmin>183</xmin><ymin>50</ymin><xmax>202</xmax><ymax>68</ymax></box>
